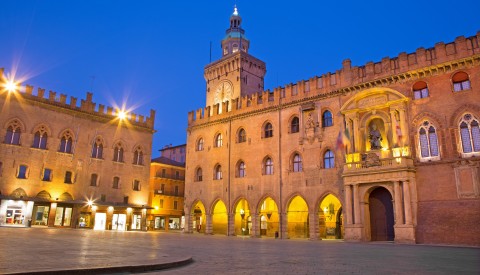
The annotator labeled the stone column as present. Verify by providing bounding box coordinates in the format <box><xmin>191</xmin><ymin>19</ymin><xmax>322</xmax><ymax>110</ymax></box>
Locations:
<box><xmin>353</xmin><ymin>115</ymin><xmax>360</xmax><ymax>153</ymax></box>
<box><xmin>398</xmin><ymin>107</ymin><xmax>407</xmax><ymax>145</ymax></box>
<box><xmin>250</xmin><ymin>212</ymin><xmax>259</xmax><ymax>237</ymax></box>
<box><xmin>309</xmin><ymin>212</ymin><xmax>319</xmax><ymax>240</ymax></box>
<box><xmin>353</xmin><ymin>184</ymin><xmax>361</xmax><ymax>225</ymax></box>
<box><xmin>390</xmin><ymin>109</ymin><xmax>398</xmax><ymax>146</ymax></box>
<box><xmin>205</xmin><ymin>213</ymin><xmax>213</xmax><ymax>234</ymax></box>
<box><xmin>403</xmin><ymin>181</ymin><xmax>413</xmax><ymax>225</ymax></box>
<box><xmin>394</xmin><ymin>181</ymin><xmax>404</xmax><ymax>225</ymax></box>
<box><xmin>228</xmin><ymin>212</ymin><xmax>235</xmax><ymax>236</ymax></box>
<box><xmin>280</xmin><ymin>212</ymin><xmax>287</xmax><ymax>239</ymax></box>
<box><xmin>48</xmin><ymin>203</ymin><xmax>57</xmax><ymax>227</ymax></box>
<box><xmin>345</xmin><ymin>185</ymin><xmax>353</xmax><ymax>225</ymax></box>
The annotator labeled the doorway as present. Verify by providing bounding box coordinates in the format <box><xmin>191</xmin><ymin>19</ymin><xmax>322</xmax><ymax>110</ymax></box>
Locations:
<box><xmin>369</xmin><ymin>187</ymin><xmax>394</xmax><ymax>241</ymax></box>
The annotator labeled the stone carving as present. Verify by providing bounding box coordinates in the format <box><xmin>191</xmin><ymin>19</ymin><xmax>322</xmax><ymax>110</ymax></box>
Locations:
<box><xmin>305</xmin><ymin>113</ymin><xmax>316</xmax><ymax>129</ymax></box>
<box><xmin>369</xmin><ymin>123</ymin><xmax>382</xmax><ymax>150</ymax></box>
<box><xmin>364</xmin><ymin>153</ymin><xmax>381</xmax><ymax>167</ymax></box>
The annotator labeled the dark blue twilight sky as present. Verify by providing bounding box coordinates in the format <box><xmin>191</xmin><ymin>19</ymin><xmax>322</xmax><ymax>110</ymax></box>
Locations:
<box><xmin>1</xmin><ymin>1</ymin><xmax>479</xmax><ymax>157</ymax></box>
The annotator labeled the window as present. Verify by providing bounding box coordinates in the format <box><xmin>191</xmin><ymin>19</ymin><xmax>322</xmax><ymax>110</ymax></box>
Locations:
<box><xmin>159</xmin><ymin>199</ymin><xmax>164</xmax><ymax>208</ymax></box>
<box><xmin>413</xmin><ymin>81</ymin><xmax>429</xmax><ymax>99</ymax></box>
<box><xmin>113</xmin><ymin>143</ymin><xmax>124</xmax><ymax>162</ymax></box>
<box><xmin>322</xmin><ymin>111</ymin><xmax>333</xmax><ymax>127</ymax></box>
<box><xmin>161</xmin><ymin>184</ymin><xmax>165</xmax><ymax>193</ymax></box>
<box><xmin>459</xmin><ymin>113</ymin><xmax>480</xmax><ymax>155</ymax></box>
<box><xmin>418</xmin><ymin>121</ymin><xmax>439</xmax><ymax>160</ymax></box>
<box><xmin>196</xmin><ymin>167</ymin><xmax>203</xmax><ymax>182</ymax></box>
<box><xmin>113</xmin><ymin>177</ymin><xmax>120</xmax><ymax>189</ymax></box>
<box><xmin>175</xmin><ymin>171</ymin><xmax>180</xmax><ymax>179</ymax></box>
<box><xmin>197</xmin><ymin>138</ymin><xmax>204</xmax><ymax>151</ymax></box>
<box><xmin>452</xmin><ymin>71</ymin><xmax>471</xmax><ymax>92</ymax></box>
<box><xmin>32</xmin><ymin>128</ymin><xmax>48</xmax><ymax>149</ymax></box>
<box><xmin>42</xmin><ymin>168</ymin><xmax>53</xmax><ymax>181</ymax></box>
<box><xmin>174</xmin><ymin>186</ymin><xmax>179</xmax><ymax>196</ymax></box>
<box><xmin>133</xmin><ymin>147</ymin><xmax>144</xmax><ymax>165</ymax></box>
<box><xmin>237</xmin><ymin>161</ymin><xmax>246</xmax><ymax>178</ymax></box>
<box><xmin>292</xmin><ymin>153</ymin><xmax>302</xmax><ymax>172</ymax></box>
<box><xmin>174</xmin><ymin>201</ymin><xmax>178</xmax><ymax>210</ymax></box>
<box><xmin>101</xmin><ymin>194</ymin><xmax>106</xmax><ymax>202</ymax></box>
<box><xmin>264</xmin><ymin>158</ymin><xmax>273</xmax><ymax>175</ymax></box>
<box><xmin>162</xmin><ymin>169</ymin><xmax>166</xmax><ymax>177</ymax></box>
<box><xmin>133</xmin><ymin>180</ymin><xmax>141</xmax><ymax>191</ymax></box>
<box><xmin>214</xmin><ymin>164</ymin><xmax>222</xmax><ymax>180</ymax></box>
<box><xmin>59</xmin><ymin>131</ymin><xmax>73</xmax><ymax>153</ymax></box>
<box><xmin>91</xmin><ymin>137</ymin><xmax>103</xmax><ymax>159</ymax></box>
<box><xmin>324</xmin><ymin>150</ymin><xmax>335</xmax><ymax>169</ymax></box>
<box><xmin>90</xmin><ymin>174</ymin><xmax>98</xmax><ymax>187</ymax></box>
<box><xmin>64</xmin><ymin>171</ymin><xmax>73</xmax><ymax>184</ymax></box>
<box><xmin>17</xmin><ymin>165</ymin><xmax>28</xmax><ymax>179</ymax></box>
<box><xmin>290</xmin><ymin>117</ymin><xmax>300</xmax><ymax>133</ymax></box>
<box><xmin>4</xmin><ymin>121</ymin><xmax>21</xmax><ymax>145</ymax></box>
<box><xmin>238</xmin><ymin>128</ymin><xmax>246</xmax><ymax>143</ymax></box>
<box><xmin>215</xmin><ymin>133</ymin><xmax>223</xmax><ymax>148</ymax></box>
<box><xmin>264</xmin><ymin>123</ymin><xmax>273</xmax><ymax>138</ymax></box>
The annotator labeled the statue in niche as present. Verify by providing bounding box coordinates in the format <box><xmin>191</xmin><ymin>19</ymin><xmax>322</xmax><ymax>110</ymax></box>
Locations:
<box><xmin>369</xmin><ymin>123</ymin><xmax>382</xmax><ymax>150</ymax></box>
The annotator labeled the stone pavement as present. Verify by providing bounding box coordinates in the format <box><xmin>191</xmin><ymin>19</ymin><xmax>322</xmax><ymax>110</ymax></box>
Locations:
<box><xmin>1</xmin><ymin>227</ymin><xmax>479</xmax><ymax>274</ymax></box>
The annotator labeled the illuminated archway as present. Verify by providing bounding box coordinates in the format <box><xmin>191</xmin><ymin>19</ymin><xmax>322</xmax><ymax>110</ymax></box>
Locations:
<box><xmin>287</xmin><ymin>195</ymin><xmax>309</xmax><ymax>238</ymax></box>
<box><xmin>319</xmin><ymin>194</ymin><xmax>343</xmax><ymax>239</ymax></box>
<box><xmin>212</xmin><ymin>200</ymin><xmax>228</xmax><ymax>235</ymax></box>
<box><xmin>258</xmin><ymin>197</ymin><xmax>279</xmax><ymax>237</ymax></box>
<box><xmin>234</xmin><ymin>198</ymin><xmax>251</xmax><ymax>236</ymax></box>
<box><xmin>191</xmin><ymin>201</ymin><xmax>206</xmax><ymax>234</ymax></box>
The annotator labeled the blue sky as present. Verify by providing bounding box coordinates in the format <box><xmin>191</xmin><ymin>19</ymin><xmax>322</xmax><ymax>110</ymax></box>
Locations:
<box><xmin>1</xmin><ymin>1</ymin><xmax>479</xmax><ymax>157</ymax></box>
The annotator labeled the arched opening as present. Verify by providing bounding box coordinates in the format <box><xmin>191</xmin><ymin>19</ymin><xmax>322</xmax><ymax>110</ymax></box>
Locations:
<box><xmin>319</xmin><ymin>194</ymin><xmax>343</xmax><ymax>239</ymax></box>
<box><xmin>212</xmin><ymin>200</ymin><xmax>228</xmax><ymax>235</ymax></box>
<box><xmin>258</xmin><ymin>197</ymin><xmax>279</xmax><ymax>237</ymax></box>
<box><xmin>234</xmin><ymin>199</ymin><xmax>250</xmax><ymax>236</ymax></box>
<box><xmin>369</xmin><ymin>187</ymin><xmax>394</xmax><ymax>241</ymax></box>
<box><xmin>191</xmin><ymin>201</ymin><xmax>206</xmax><ymax>234</ymax></box>
<box><xmin>287</xmin><ymin>196</ymin><xmax>309</xmax><ymax>238</ymax></box>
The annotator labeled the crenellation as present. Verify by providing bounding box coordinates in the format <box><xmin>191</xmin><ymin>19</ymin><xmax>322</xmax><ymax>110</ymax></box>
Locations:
<box><xmin>49</xmin><ymin>91</ymin><xmax>56</xmax><ymax>102</ymax></box>
<box><xmin>59</xmin><ymin>94</ymin><xmax>67</xmax><ymax>104</ymax></box>
<box><xmin>70</xmin><ymin>96</ymin><xmax>77</xmax><ymax>108</ymax></box>
<box><xmin>98</xmin><ymin>104</ymin><xmax>105</xmax><ymax>114</ymax></box>
<box><xmin>37</xmin><ymin>88</ymin><xmax>45</xmax><ymax>98</ymax></box>
<box><xmin>434</xmin><ymin>42</ymin><xmax>447</xmax><ymax>63</ymax></box>
<box><xmin>25</xmin><ymin>85</ymin><xmax>33</xmax><ymax>95</ymax></box>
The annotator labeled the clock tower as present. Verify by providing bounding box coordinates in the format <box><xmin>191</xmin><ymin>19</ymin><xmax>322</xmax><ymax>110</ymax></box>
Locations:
<box><xmin>204</xmin><ymin>6</ymin><xmax>267</xmax><ymax>113</ymax></box>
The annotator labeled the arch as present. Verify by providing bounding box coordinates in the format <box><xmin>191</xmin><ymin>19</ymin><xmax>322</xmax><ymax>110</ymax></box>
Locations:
<box><xmin>233</xmin><ymin>197</ymin><xmax>251</xmax><ymax>236</ymax></box>
<box><xmin>213</xmin><ymin>163</ymin><xmax>222</xmax><ymax>180</ymax></box>
<box><xmin>214</xmin><ymin>132</ymin><xmax>223</xmax><ymax>148</ymax></box>
<box><xmin>368</xmin><ymin>187</ymin><xmax>395</xmax><ymax>241</ymax></box>
<box><xmin>289</xmin><ymin>115</ymin><xmax>300</xmax><ymax>133</ymax></box>
<box><xmin>91</xmin><ymin>136</ymin><xmax>105</xmax><ymax>159</ymax></box>
<box><xmin>4</xmin><ymin>118</ymin><xmax>25</xmax><ymax>145</ymax></box>
<box><xmin>236</xmin><ymin>159</ymin><xmax>246</xmax><ymax>178</ymax></box>
<box><xmin>113</xmin><ymin>141</ymin><xmax>125</xmax><ymax>162</ymax></box>
<box><xmin>58</xmin><ymin>129</ymin><xmax>75</xmax><ymax>154</ymax></box>
<box><xmin>286</xmin><ymin>195</ymin><xmax>309</xmax><ymax>238</ymax></box>
<box><xmin>59</xmin><ymin>192</ymin><xmax>74</xmax><ymax>201</ymax></box>
<box><xmin>190</xmin><ymin>200</ymin><xmax>206</xmax><ymax>233</ymax></box>
<box><xmin>262</xmin><ymin>121</ymin><xmax>273</xmax><ymax>138</ymax></box>
<box><xmin>257</xmin><ymin>196</ymin><xmax>279</xmax><ymax>237</ymax></box>
<box><xmin>363</xmin><ymin>115</ymin><xmax>390</xmax><ymax>151</ymax></box>
<box><xmin>451</xmin><ymin>71</ymin><xmax>471</xmax><ymax>92</ymax></box>
<box><xmin>318</xmin><ymin>194</ymin><xmax>343</xmax><ymax>239</ymax></box>
<box><xmin>133</xmin><ymin>145</ymin><xmax>144</xmax><ymax>165</ymax></box>
<box><xmin>195</xmin><ymin>166</ymin><xmax>203</xmax><ymax>182</ymax></box>
<box><xmin>322</xmin><ymin>110</ymin><xmax>333</xmax><ymax>127</ymax></box>
<box><xmin>36</xmin><ymin>190</ymin><xmax>51</xmax><ymax>200</ymax></box>
<box><xmin>411</xmin><ymin>111</ymin><xmax>445</xmax><ymax>130</ymax></box>
<box><xmin>10</xmin><ymin>188</ymin><xmax>27</xmax><ymax>199</ymax></box>
<box><xmin>32</xmin><ymin>125</ymin><xmax>49</xmax><ymax>149</ymax></box>
<box><xmin>236</xmin><ymin>127</ymin><xmax>247</xmax><ymax>143</ymax></box>
<box><xmin>211</xmin><ymin>199</ymin><xmax>228</xmax><ymax>235</ymax></box>
<box><xmin>3</xmin><ymin>117</ymin><xmax>26</xmax><ymax>132</ymax></box>
<box><xmin>262</xmin><ymin>156</ymin><xmax>274</xmax><ymax>175</ymax></box>
<box><xmin>417</xmin><ymin>120</ymin><xmax>440</xmax><ymax>160</ymax></box>
<box><xmin>449</xmin><ymin>104</ymin><xmax>480</xmax><ymax>127</ymax></box>
<box><xmin>340</xmin><ymin>87</ymin><xmax>409</xmax><ymax>112</ymax></box>
<box><xmin>412</xmin><ymin>81</ymin><xmax>429</xmax><ymax>99</ymax></box>
<box><xmin>290</xmin><ymin>151</ymin><xmax>303</xmax><ymax>172</ymax></box>
<box><xmin>458</xmin><ymin>113</ymin><xmax>480</xmax><ymax>155</ymax></box>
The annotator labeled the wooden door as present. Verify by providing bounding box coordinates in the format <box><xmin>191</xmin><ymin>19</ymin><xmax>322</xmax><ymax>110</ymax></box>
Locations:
<box><xmin>369</xmin><ymin>187</ymin><xmax>394</xmax><ymax>241</ymax></box>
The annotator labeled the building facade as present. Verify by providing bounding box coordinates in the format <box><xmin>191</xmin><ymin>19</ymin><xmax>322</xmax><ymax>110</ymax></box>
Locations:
<box><xmin>184</xmin><ymin>7</ymin><xmax>480</xmax><ymax>245</ymax></box>
<box><xmin>0</xmin><ymin>70</ymin><xmax>155</xmax><ymax>231</ymax></box>
<box><xmin>148</xmin><ymin>146</ymin><xmax>185</xmax><ymax>231</ymax></box>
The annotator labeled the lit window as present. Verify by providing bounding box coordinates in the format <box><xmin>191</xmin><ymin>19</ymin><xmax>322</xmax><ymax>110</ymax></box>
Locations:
<box><xmin>324</xmin><ymin>150</ymin><xmax>335</xmax><ymax>169</ymax></box>
<box><xmin>237</xmin><ymin>161</ymin><xmax>246</xmax><ymax>178</ymax></box>
<box><xmin>133</xmin><ymin>180</ymin><xmax>141</xmax><ymax>191</ymax></box>
<box><xmin>322</xmin><ymin>111</ymin><xmax>333</xmax><ymax>127</ymax></box>
<box><xmin>238</xmin><ymin>128</ymin><xmax>246</xmax><ymax>143</ymax></box>
<box><xmin>459</xmin><ymin>113</ymin><xmax>480</xmax><ymax>155</ymax></box>
<box><xmin>112</xmin><ymin>177</ymin><xmax>120</xmax><ymax>189</ymax></box>
<box><xmin>133</xmin><ymin>147</ymin><xmax>144</xmax><ymax>165</ymax></box>
<box><xmin>159</xmin><ymin>199</ymin><xmax>164</xmax><ymax>208</ymax></box>
<box><xmin>196</xmin><ymin>167</ymin><xmax>203</xmax><ymax>182</ymax></box>
<box><xmin>4</xmin><ymin>121</ymin><xmax>21</xmax><ymax>145</ymax></box>
<box><xmin>64</xmin><ymin>171</ymin><xmax>73</xmax><ymax>184</ymax></box>
<box><xmin>264</xmin><ymin>158</ymin><xmax>273</xmax><ymax>175</ymax></box>
<box><xmin>413</xmin><ymin>81</ymin><xmax>429</xmax><ymax>99</ymax></box>
<box><xmin>42</xmin><ymin>168</ymin><xmax>53</xmax><ymax>181</ymax></box>
<box><xmin>90</xmin><ymin>174</ymin><xmax>98</xmax><ymax>187</ymax></box>
<box><xmin>215</xmin><ymin>133</ymin><xmax>223</xmax><ymax>148</ymax></box>
<box><xmin>264</xmin><ymin>123</ymin><xmax>273</xmax><ymax>138</ymax></box>
<box><xmin>197</xmin><ymin>138</ymin><xmax>204</xmax><ymax>151</ymax></box>
<box><xmin>290</xmin><ymin>117</ymin><xmax>300</xmax><ymax>133</ymax></box>
<box><xmin>452</xmin><ymin>71</ymin><xmax>471</xmax><ymax>92</ymax></box>
<box><xmin>17</xmin><ymin>165</ymin><xmax>28</xmax><ymax>179</ymax></box>
<box><xmin>214</xmin><ymin>164</ymin><xmax>222</xmax><ymax>180</ymax></box>
<box><xmin>113</xmin><ymin>143</ymin><xmax>124</xmax><ymax>162</ymax></box>
<box><xmin>293</xmin><ymin>153</ymin><xmax>302</xmax><ymax>172</ymax></box>
<box><xmin>91</xmin><ymin>137</ymin><xmax>103</xmax><ymax>159</ymax></box>
<box><xmin>418</xmin><ymin>121</ymin><xmax>440</xmax><ymax>160</ymax></box>
<box><xmin>32</xmin><ymin>127</ymin><xmax>48</xmax><ymax>149</ymax></box>
<box><xmin>59</xmin><ymin>131</ymin><xmax>73</xmax><ymax>153</ymax></box>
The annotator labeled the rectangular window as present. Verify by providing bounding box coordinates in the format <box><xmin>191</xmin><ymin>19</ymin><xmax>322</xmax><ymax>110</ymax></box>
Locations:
<box><xmin>162</xmin><ymin>169</ymin><xmax>166</xmax><ymax>178</ymax></box>
<box><xmin>174</xmin><ymin>186</ymin><xmax>179</xmax><ymax>196</ymax></box>
<box><xmin>64</xmin><ymin>171</ymin><xmax>73</xmax><ymax>184</ymax></box>
<box><xmin>123</xmin><ymin>196</ymin><xmax>129</xmax><ymax>204</ymax></box>
<box><xmin>113</xmin><ymin>177</ymin><xmax>120</xmax><ymax>189</ymax></box>
<box><xmin>90</xmin><ymin>174</ymin><xmax>98</xmax><ymax>186</ymax></box>
<box><xmin>17</xmin><ymin>165</ymin><xmax>28</xmax><ymax>179</ymax></box>
<box><xmin>175</xmin><ymin>171</ymin><xmax>180</xmax><ymax>179</ymax></box>
<box><xmin>133</xmin><ymin>180</ymin><xmax>141</xmax><ymax>191</ymax></box>
<box><xmin>101</xmin><ymin>194</ymin><xmax>106</xmax><ymax>202</ymax></box>
<box><xmin>173</xmin><ymin>201</ymin><xmax>178</xmax><ymax>210</ymax></box>
<box><xmin>161</xmin><ymin>184</ymin><xmax>165</xmax><ymax>193</ymax></box>
<box><xmin>159</xmin><ymin>199</ymin><xmax>164</xmax><ymax>208</ymax></box>
<box><xmin>42</xmin><ymin>168</ymin><xmax>52</xmax><ymax>181</ymax></box>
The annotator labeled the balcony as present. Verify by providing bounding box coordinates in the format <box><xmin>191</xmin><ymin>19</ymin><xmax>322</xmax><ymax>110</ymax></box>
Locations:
<box><xmin>343</xmin><ymin>147</ymin><xmax>415</xmax><ymax>175</ymax></box>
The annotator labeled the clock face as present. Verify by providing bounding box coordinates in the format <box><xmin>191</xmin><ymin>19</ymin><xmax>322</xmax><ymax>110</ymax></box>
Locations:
<box><xmin>214</xmin><ymin>82</ymin><xmax>233</xmax><ymax>104</ymax></box>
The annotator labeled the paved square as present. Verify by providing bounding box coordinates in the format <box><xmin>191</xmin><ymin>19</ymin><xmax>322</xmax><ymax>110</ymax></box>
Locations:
<box><xmin>1</xmin><ymin>228</ymin><xmax>478</xmax><ymax>274</ymax></box>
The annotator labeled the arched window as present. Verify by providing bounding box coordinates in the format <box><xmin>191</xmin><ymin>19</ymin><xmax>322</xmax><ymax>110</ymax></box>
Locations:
<box><xmin>197</xmin><ymin>138</ymin><xmax>204</xmax><ymax>151</ymax></box>
<box><xmin>322</xmin><ymin>111</ymin><xmax>333</xmax><ymax>127</ymax></box>
<box><xmin>324</xmin><ymin>150</ymin><xmax>335</xmax><ymax>169</ymax></box>
<box><xmin>32</xmin><ymin>126</ymin><xmax>48</xmax><ymax>149</ymax></box>
<box><xmin>113</xmin><ymin>143</ymin><xmax>124</xmax><ymax>162</ymax></box>
<box><xmin>4</xmin><ymin>120</ymin><xmax>21</xmax><ymax>145</ymax></box>
<box><xmin>195</xmin><ymin>167</ymin><xmax>203</xmax><ymax>182</ymax></box>
<box><xmin>292</xmin><ymin>153</ymin><xmax>302</xmax><ymax>172</ymax></box>
<box><xmin>214</xmin><ymin>165</ymin><xmax>222</xmax><ymax>180</ymax></box>
<box><xmin>133</xmin><ymin>147</ymin><xmax>144</xmax><ymax>165</ymax></box>
<box><xmin>59</xmin><ymin>131</ymin><xmax>73</xmax><ymax>153</ymax></box>
<box><xmin>418</xmin><ymin>121</ymin><xmax>439</xmax><ymax>160</ymax></box>
<box><xmin>452</xmin><ymin>71</ymin><xmax>471</xmax><ymax>92</ymax></box>
<box><xmin>264</xmin><ymin>157</ymin><xmax>273</xmax><ymax>175</ymax></box>
<box><xmin>237</xmin><ymin>161</ymin><xmax>246</xmax><ymax>178</ymax></box>
<box><xmin>413</xmin><ymin>81</ymin><xmax>429</xmax><ymax>99</ymax></box>
<box><xmin>90</xmin><ymin>173</ymin><xmax>98</xmax><ymax>186</ymax></box>
<box><xmin>459</xmin><ymin>113</ymin><xmax>480</xmax><ymax>155</ymax></box>
<box><xmin>215</xmin><ymin>133</ymin><xmax>223</xmax><ymax>148</ymax></box>
<box><xmin>112</xmin><ymin>177</ymin><xmax>120</xmax><ymax>189</ymax></box>
<box><xmin>264</xmin><ymin>122</ymin><xmax>273</xmax><ymax>138</ymax></box>
<box><xmin>290</xmin><ymin>117</ymin><xmax>300</xmax><ymax>133</ymax></box>
<box><xmin>238</xmin><ymin>128</ymin><xmax>246</xmax><ymax>143</ymax></box>
<box><xmin>91</xmin><ymin>137</ymin><xmax>103</xmax><ymax>159</ymax></box>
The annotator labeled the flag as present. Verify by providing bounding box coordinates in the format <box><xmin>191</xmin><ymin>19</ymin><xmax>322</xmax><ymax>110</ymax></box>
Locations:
<box><xmin>336</xmin><ymin>129</ymin><xmax>351</xmax><ymax>151</ymax></box>
<box><xmin>396</xmin><ymin>120</ymin><xmax>403</xmax><ymax>146</ymax></box>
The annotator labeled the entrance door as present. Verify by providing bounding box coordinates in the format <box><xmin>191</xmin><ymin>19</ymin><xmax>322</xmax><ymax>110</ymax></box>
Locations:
<box><xmin>94</xmin><ymin>213</ymin><xmax>106</xmax><ymax>230</ymax></box>
<box><xmin>112</xmin><ymin>214</ymin><xmax>126</xmax><ymax>231</ymax></box>
<box><xmin>54</xmin><ymin>206</ymin><xmax>72</xmax><ymax>226</ymax></box>
<box><xmin>369</xmin><ymin>187</ymin><xmax>394</xmax><ymax>241</ymax></box>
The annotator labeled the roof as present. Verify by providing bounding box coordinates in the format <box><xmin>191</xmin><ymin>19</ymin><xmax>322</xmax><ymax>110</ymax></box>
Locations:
<box><xmin>151</xmin><ymin>156</ymin><xmax>185</xmax><ymax>167</ymax></box>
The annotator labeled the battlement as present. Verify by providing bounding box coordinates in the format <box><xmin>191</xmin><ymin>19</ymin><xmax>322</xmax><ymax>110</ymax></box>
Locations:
<box><xmin>188</xmin><ymin>32</ymin><xmax>480</xmax><ymax>125</ymax></box>
<box><xmin>0</xmin><ymin>68</ymin><xmax>155</xmax><ymax>130</ymax></box>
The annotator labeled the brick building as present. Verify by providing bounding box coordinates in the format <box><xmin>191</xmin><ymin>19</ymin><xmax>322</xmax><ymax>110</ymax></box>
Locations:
<box><xmin>184</xmin><ymin>7</ymin><xmax>480</xmax><ymax>245</ymax></box>
<box><xmin>0</xmin><ymin>70</ymin><xmax>155</xmax><ymax>231</ymax></box>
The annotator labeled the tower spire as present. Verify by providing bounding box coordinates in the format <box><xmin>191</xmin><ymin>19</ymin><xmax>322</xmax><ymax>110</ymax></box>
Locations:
<box><xmin>221</xmin><ymin>5</ymin><xmax>250</xmax><ymax>56</ymax></box>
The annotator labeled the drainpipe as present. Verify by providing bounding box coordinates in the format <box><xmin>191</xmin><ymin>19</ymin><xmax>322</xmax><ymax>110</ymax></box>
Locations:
<box><xmin>278</xmin><ymin>97</ymin><xmax>283</xmax><ymax>239</ymax></box>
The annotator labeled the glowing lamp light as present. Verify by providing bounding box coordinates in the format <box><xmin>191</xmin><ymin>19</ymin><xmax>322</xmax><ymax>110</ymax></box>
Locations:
<box><xmin>127</xmin><ymin>207</ymin><xmax>132</xmax><ymax>213</ymax></box>
<box><xmin>108</xmin><ymin>206</ymin><xmax>114</xmax><ymax>211</ymax></box>
<box><xmin>87</xmin><ymin>200</ymin><xmax>93</xmax><ymax>207</ymax></box>
<box><xmin>92</xmin><ymin>205</ymin><xmax>98</xmax><ymax>211</ymax></box>
<box><xmin>117</xmin><ymin>110</ymin><xmax>127</xmax><ymax>120</ymax></box>
<box><xmin>154</xmin><ymin>206</ymin><xmax>159</xmax><ymax>210</ymax></box>
<box><xmin>4</xmin><ymin>80</ymin><xmax>18</xmax><ymax>92</ymax></box>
